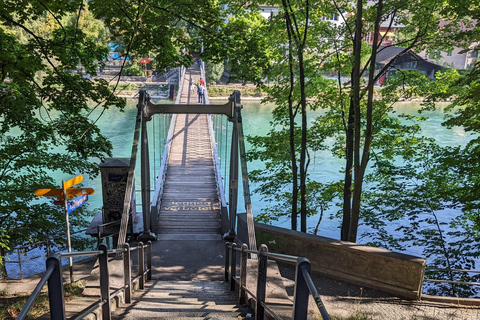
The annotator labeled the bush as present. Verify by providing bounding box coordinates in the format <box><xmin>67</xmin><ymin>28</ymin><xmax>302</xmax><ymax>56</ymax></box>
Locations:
<box><xmin>207</xmin><ymin>85</ymin><xmax>267</xmax><ymax>97</ymax></box>
<box><xmin>121</xmin><ymin>64</ymin><xmax>145</xmax><ymax>76</ymax></box>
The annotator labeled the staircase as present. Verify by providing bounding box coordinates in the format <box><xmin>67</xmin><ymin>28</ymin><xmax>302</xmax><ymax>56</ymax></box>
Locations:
<box><xmin>113</xmin><ymin>280</ymin><xmax>253</xmax><ymax>319</ymax></box>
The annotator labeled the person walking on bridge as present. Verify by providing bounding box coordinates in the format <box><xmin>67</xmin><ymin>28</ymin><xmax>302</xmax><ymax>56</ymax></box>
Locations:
<box><xmin>198</xmin><ymin>84</ymin><xmax>205</xmax><ymax>104</ymax></box>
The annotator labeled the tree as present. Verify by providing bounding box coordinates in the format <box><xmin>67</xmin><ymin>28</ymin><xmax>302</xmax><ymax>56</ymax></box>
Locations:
<box><xmin>0</xmin><ymin>0</ymin><xmax>223</xmax><ymax>276</ymax></box>
<box><xmin>326</xmin><ymin>0</ymin><xmax>480</xmax><ymax>242</ymax></box>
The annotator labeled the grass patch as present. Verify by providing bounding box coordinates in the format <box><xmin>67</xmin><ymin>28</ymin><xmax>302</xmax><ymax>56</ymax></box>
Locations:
<box><xmin>109</xmin><ymin>83</ymin><xmax>139</xmax><ymax>91</ymax></box>
<box><xmin>0</xmin><ymin>280</ymin><xmax>85</xmax><ymax>319</ymax></box>
<box><xmin>208</xmin><ymin>85</ymin><xmax>266</xmax><ymax>97</ymax></box>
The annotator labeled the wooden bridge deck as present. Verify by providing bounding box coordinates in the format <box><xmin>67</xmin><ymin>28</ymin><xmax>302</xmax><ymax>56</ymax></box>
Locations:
<box><xmin>156</xmin><ymin>64</ymin><xmax>221</xmax><ymax>240</ymax></box>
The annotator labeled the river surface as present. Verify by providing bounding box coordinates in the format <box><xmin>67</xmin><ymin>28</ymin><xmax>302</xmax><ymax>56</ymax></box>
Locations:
<box><xmin>69</xmin><ymin>99</ymin><xmax>472</xmax><ymax>246</ymax></box>
<box><xmin>10</xmin><ymin>99</ymin><xmax>474</xmax><ymax>279</ymax></box>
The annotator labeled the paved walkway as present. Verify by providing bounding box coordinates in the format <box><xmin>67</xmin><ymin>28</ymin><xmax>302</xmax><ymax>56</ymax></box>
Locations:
<box><xmin>277</xmin><ymin>262</ymin><xmax>480</xmax><ymax>319</ymax></box>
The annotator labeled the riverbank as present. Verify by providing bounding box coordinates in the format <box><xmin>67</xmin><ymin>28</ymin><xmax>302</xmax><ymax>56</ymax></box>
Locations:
<box><xmin>110</xmin><ymin>80</ymin><xmax>451</xmax><ymax>103</ymax></box>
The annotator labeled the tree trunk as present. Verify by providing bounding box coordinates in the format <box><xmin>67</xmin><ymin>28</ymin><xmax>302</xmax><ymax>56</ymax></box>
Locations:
<box><xmin>299</xmin><ymin>46</ymin><xmax>308</xmax><ymax>232</ymax></box>
<box><xmin>0</xmin><ymin>247</ymin><xmax>8</xmax><ymax>279</ymax></box>
<box><xmin>341</xmin><ymin>98</ymin><xmax>355</xmax><ymax>241</ymax></box>
<box><xmin>285</xmin><ymin>12</ymin><xmax>298</xmax><ymax>231</ymax></box>
<box><xmin>346</xmin><ymin>0</ymin><xmax>365</xmax><ymax>243</ymax></box>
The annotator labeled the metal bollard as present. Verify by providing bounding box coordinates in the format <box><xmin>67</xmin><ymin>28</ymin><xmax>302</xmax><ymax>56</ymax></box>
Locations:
<box><xmin>293</xmin><ymin>257</ymin><xmax>310</xmax><ymax>319</ymax></box>
<box><xmin>239</xmin><ymin>243</ymin><xmax>248</xmax><ymax>304</ymax></box>
<box><xmin>47</xmin><ymin>253</ymin><xmax>66</xmax><ymax>319</ymax></box>
<box><xmin>123</xmin><ymin>243</ymin><xmax>132</xmax><ymax>304</ymax></box>
<box><xmin>256</xmin><ymin>244</ymin><xmax>268</xmax><ymax>320</ymax></box>
<box><xmin>98</xmin><ymin>243</ymin><xmax>111</xmax><ymax>320</ymax></box>
<box><xmin>230</xmin><ymin>243</ymin><xmax>237</xmax><ymax>291</ymax></box>
<box><xmin>138</xmin><ymin>241</ymin><xmax>145</xmax><ymax>289</ymax></box>
<box><xmin>147</xmin><ymin>241</ymin><xmax>152</xmax><ymax>281</ymax></box>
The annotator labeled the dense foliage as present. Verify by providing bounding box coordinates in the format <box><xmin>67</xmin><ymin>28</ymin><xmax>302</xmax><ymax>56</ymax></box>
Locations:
<box><xmin>206</xmin><ymin>0</ymin><xmax>480</xmax><ymax>297</ymax></box>
<box><xmin>0</xmin><ymin>0</ymin><xmax>221</xmax><ymax>277</ymax></box>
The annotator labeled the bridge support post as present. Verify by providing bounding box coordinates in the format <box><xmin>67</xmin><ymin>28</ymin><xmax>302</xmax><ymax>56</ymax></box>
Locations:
<box><xmin>139</xmin><ymin>90</ymin><xmax>156</xmax><ymax>242</ymax></box>
<box><xmin>227</xmin><ymin>99</ymin><xmax>239</xmax><ymax>239</ymax></box>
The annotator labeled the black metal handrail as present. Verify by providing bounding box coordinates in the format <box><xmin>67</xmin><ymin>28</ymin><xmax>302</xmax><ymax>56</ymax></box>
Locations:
<box><xmin>225</xmin><ymin>242</ymin><xmax>330</xmax><ymax>320</ymax></box>
<box><xmin>96</xmin><ymin>219</ymin><xmax>121</xmax><ymax>246</ymax></box>
<box><xmin>424</xmin><ymin>267</ymin><xmax>480</xmax><ymax>287</ymax></box>
<box><xmin>18</xmin><ymin>241</ymin><xmax>152</xmax><ymax>320</ymax></box>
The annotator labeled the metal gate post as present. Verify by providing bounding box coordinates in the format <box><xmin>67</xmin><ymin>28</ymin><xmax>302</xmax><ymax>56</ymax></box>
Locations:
<box><xmin>293</xmin><ymin>257</ymin><xmax>310</xmax><ymax>319</ymax></box>
<box><xmin>99</xmin><ymin>243</ymin><xmax>111</xmax><ymax>320</ymax></box>
<box><xmin>256</xmin><ymin>245</ymin><xmax>268</xmax><ymax>320</ymax></box>
<box><xmin>46</xmin><ymin>253</ymin><xmax>66</xmax><ymax>319</ymax></box>
<box><xmin>123</xmin><ymin>243</ymin><xmax>132</xmax><ymax>304</ymax></box>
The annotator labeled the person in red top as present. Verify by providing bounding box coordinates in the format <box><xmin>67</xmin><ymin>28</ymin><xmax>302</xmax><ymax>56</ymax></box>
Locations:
<box><xmin>197</xmin><ymin>78</ymin><xmax>205</xmax><ymax>86</ymax></box>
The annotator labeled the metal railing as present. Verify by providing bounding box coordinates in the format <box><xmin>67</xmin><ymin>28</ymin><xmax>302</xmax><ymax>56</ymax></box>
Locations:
<box><xmin>225</xmin><ymin>242</ymin><xmax>330</xmax><ymax>320</ymax></box>
<box><xmin>96</xmin><ymin>220</ymin><xmax>122</xmax><ymax>247</ymax></box>
<box><xmin>3</xmin><ymin>229</ymin><xmax>97</xmax><ymax>280</ymax></box>
<box><xmin>18</xmin><ymin>241</ymin><xmax>152</xmax><ymax>320</ymax></box>
<box><xmin>424</xmin><ymin>267</ymin><xmax>480</xmax><ymax>287</ymax></box>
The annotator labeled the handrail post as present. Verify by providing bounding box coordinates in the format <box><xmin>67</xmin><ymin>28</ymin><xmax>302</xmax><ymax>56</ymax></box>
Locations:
<box><xmin>230</xmin><ymin>243</ymin><xmax>237</xmax><ymax>291</ymax></box>
<box><xmin>123</xmin><ymin>243</ymin><xmax>132</xmax><ymax>304</ymax></box>
<box><xmin>293</xmin><ymin>257</ymin><xmax>311</xmax><ymax>319</ymax></box>
<box><xmin>147</xmin><ymin>241</ymin><xmax>152</xmax><ymax>281</ymax></box>
<box><xmin>138</xmin><ymin>241</ymin><xmax>145</xmax><ymax>289</ymax></box>
<box><xmin>97</xmin><ymin>225</ymin><xmax>101</xmax><ymax>247</ymax></box>
<box><xmin>46</xmin><ymin>253</ymin><xmax>66</xmax><ymax>320</ymax></box>
<box><xmin>239</xmin><ymin>243</ymin><xmax>248</xmax><ymax>304</ymax></box>
<box><xmin>18</xmin><ymin>248</ymin><xmax>23</xmax><ymax>280</ymax></box>
<box><xmin>256</xmin><ymin>244</ymin><xmax>268</xmax><ymax>320</ymax></box>
<box><xmin>99</xmin><ymin>243</ymin><xmax>111</xmax><ymax>320</ymax></box>
<box><xmin>225</xmin><ymin>242</ymin><xmax>230</xmax><ymax>282</ymax></box>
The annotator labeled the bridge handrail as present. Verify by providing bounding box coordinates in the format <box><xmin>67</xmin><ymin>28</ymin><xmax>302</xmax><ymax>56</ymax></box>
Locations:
<box><xmin>424</xmin><ymin>267</ymin><xmax>480</xmax><ymax>287</ymax></box>
<box><xmin>151</xmin><ymin>113</ymin><xmax>177</xmax><ymax>221</ymax></box>
<box><xmin>174</xmin><ymin>65</ymin><xmax>186</xmax><ymax>105</ymax></box>
<box><xmin>150</xmin><ymin>65</ymin><xmax>184</xmax><ymax>228</ymax></box>
<box><xmin>207</xmin><ymin>114</ymin><xmax>229</xmax><ymax>234</ymax></box>
<box><xmin>117</xmin><ymin>103</ymin><xmax>142</xmax><ymax>248</ymax></box>
<box><xmin>199</xmin><ymin>59</ymin><xmax>210</xmax><ymax>104</ymax></box>
<box><xmin>18</xmin><ymin>241</ymin><xmax>152</xmax><ymax>320</ymax></box>
<box><xmin>225</xmin><ymin>242</ymin><xmax>330</xmax><ymax>320</ymax></box>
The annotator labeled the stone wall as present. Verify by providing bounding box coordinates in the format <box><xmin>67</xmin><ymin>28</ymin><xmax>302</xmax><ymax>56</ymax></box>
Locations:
<box><xmin>237</xmin><ymin>214</ymin><xmax>426</xmax><ymax>299</ymax></box>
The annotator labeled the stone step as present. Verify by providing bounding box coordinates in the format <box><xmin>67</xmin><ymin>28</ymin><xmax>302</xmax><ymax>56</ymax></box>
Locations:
<box><xmin>113</xmin><ymin>280</ymin><xmax>253</xmax><ymax>319</ymax></box>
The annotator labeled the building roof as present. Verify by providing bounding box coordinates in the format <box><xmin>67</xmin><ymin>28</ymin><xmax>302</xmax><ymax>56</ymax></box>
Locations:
<box><xmin>375</xmin><ymin>46</ymin><xmax>419</xmax><ymax>65</ymax></box>
<box><xmin>375</xmin><ymin>46</ymin><xmax>444</xmax><ymax>71</ymax></box>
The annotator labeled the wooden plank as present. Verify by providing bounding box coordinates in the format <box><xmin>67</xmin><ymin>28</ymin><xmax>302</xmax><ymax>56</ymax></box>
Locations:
<box><xmin>154</xmin><ymin>112</ymin><xmax>224</xmax><ymax>236</ymax></box>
